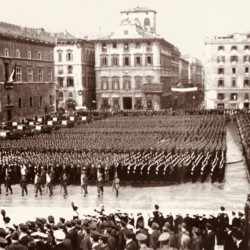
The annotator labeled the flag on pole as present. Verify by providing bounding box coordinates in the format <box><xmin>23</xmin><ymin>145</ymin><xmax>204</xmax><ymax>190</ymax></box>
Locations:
<box><xmin>8</xmin><ymin>64</ymin><xmax>16</xmax><ymax>83</ymax></box>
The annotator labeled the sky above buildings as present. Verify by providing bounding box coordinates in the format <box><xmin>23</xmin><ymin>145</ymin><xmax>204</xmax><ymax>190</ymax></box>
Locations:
<box><xmin>2</xmin><ymin>0</ymin><xmax>250</xmax><ymax>62</ymax></box>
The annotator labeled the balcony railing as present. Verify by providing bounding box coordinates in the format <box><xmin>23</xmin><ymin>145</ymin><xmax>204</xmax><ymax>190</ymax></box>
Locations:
<box><xmin>143</xmin><ymin>84</ymin><xmax>163</xmax><ymax>93</ymax></box>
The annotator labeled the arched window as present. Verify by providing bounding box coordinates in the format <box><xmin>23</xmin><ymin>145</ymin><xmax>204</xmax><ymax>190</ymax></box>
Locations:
<box><xmin>144</xmin><ymin>18</ymin><xmax>150</xmax><ymax>26</ymax></box>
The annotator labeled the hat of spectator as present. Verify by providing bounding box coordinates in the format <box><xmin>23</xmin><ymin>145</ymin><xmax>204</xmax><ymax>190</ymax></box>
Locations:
<box><xmin>159</xmin><ymin>232</ymin><xmax>170</xmax><ymax>242</ymax></box>
<box><xmin>136</xmin><ymin>233</ymin><xmax>147</xmax><ymax>241</ymax></box>
<box><xmin>65</xmin><ymin>221</ymin><xmax>72</xmax><ymax>228</ymax></box>
<box><xmin>48</xmin><ymin>215</ymin><xmax>54</xmax><ymax>224</ymax></box>
<box><xmin>59</xmin><ymin>217</ymin><xmax>65</xmax><ymax>224</ymax></box>
<box><xmin>54</xmin><ymin>230</ymin><xmax>65</xmax><ymax>241</ymax></box>
<box><xmin>11</xmin><ymin>231</ymin><xmax>19</xmax><ymax>241</ymax></box>
<box><xmin>123</xmin><ymin>228</ymin><xmax>134</xmax><ymax>238</ymax></box>
<box><xmin>151</xmin><ymin>222</ymin><xmax>159</xmax><ymax>230</ymax></box>
<box><xmin>52</xmin><ymin>225</ymin><xmax>59</xmax><ymax>231</ymax></box>
<box><xmin>0</xmin><ymin>236</ymin><xmax>7</xmax><ymax>245</ymax></box>
<box><xmin>57</xmin><ymin>222</ymin><xmax>65</xmax><ymax>229</ymax></box>
<box><xmin>0</xmin><ymin>228</ymin><xmax>6</xmax><ymax>238</ymax></box>
<box><xmin>19</xmin><ymin>223</ymin><xmax>28</xmax><ymax>231</ymax></box>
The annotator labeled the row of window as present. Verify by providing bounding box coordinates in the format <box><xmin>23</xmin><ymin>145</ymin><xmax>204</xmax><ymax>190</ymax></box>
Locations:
<box><xmin>58</xmin><ymin>91</ymin><xmax>74</xmax><ymax>99</ymax></box>
<box><xmin>101</xmin><ymin>55</ymin><xmax>153</xmax><ymax>67</ymax></box>
<box><xmin>218</xmin><ymin>45</ymin><xmax>250</xmax><ymax>51</ymax></box>
<box><xmin>217</xmin><ymin>55</ymin><xmax>250</xmax><ymax>63</ymax></box>
<box><xmin>217</xmin><ymin>93</ymin><xmax>249</xmax><ymax>101</ymax></box>
<box><xmin>3</xmin><ymin>49</ymin><xmax>52</xmax><ymax>60</ymax></box>
<box><xmin>218</xmin><ymin>79</ymin><xmax>250</xmax><ymax>87</ymax></box>
<box><xmin>101</xmin><ymin>42</ymin><xmax>152</xmax><ymax>52</ymax></box>
<box><xmin>57</xmin><ymin>50</ymin><xmax>73</xmax><ymax>62</ymax></box>
<box><xmin>100</xmin><ymin>76</ymin><xmax>153</xmax><ymax>90</ymax></box>
<box><xmin>57</xmin><ymin>65</ymin><xmax>73</xmax><ymax>75</ymax></box>
<box><xmin>16</xmin><ymin>95</ymin><xmax>53</xmax><ymax>109</ymax></box>
<box><xmin>217</xmin><ymin>67</ymin><xmax>249</xmax><ymax>74</ymax></box>
<box><xmin>58</xmin><ymin>77</ymin><xmax>74</xmax><ymax>87</ymax></box>
<box><xmin>10</xmin><ymin>67</ymin><xmax>53</xmax><ymax>82</ymax></box>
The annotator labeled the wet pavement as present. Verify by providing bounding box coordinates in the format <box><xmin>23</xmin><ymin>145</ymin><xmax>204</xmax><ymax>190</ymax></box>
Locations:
<box><xmin>0</xmin><ymin>121</ymin><xmax>250</xmax><ymax>232</ymax></box>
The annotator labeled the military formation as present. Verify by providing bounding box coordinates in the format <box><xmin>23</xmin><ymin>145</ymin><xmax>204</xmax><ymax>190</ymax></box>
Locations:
<box><xmin>0</xmin><ymin>113</ymin><xmax>228</xmax><ymax>197</ymax></box>
<box><xmin>0</xmin><ymin>202</ymin><xmax>248</xmax><ymax>250</ymax></box>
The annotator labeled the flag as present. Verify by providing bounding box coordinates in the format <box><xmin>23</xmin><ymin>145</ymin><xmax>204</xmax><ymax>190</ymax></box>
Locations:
<box><xmin>8</xmin><ymin>64</ymin><xmax>16</xmax><ymax>83</ymax></box>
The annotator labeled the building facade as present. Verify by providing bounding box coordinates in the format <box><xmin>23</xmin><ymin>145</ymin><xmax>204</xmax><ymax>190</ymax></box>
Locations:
<box><xmin>94</xmin><ymin>7</ymin><xmax>179</xmax><ymax>110</ymax></box>
<box><xmin>0</xmin><ymin>22</ymin><xmax>55</xmax><ymax>122</ymax></box>
<box><xmin>54</xmin><ymin>38</ymin><xmax>95</xmax><ymax>110</ymax></box>
<box><xmin>204</xmin><ymin>33</ymin><xmax>250</xmax><ymax>109</ymax></box>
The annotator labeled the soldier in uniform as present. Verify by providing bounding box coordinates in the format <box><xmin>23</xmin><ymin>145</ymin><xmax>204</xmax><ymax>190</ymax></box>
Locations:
<box><xmin>20</xmin><ymin>165</ymin><xmax>28</xmax><ymax>196</ymax></box>
<box><xmin>46</xmin><ymin>171</ymin><xmax>54</xmax><ymax>197</ymax></box>
<box><xmin>61</xmin><ymin>172</ymin><xmax>68</xmax><ymax>197</ymax></box>
<box><xmin>5</xmin><ymin>169</ymin><xmax>12</xmax><ymax>196</ymax></box>
<box><xmin>34</xmin><ymin>172</ymin><xmax>42</xmax><ymax>197</ymax></box>
<box><xmin>112</xmin><ymin>172</ymin><xmax>120</xmax><ymax>197</ymax></box>
<box><xmin>97</xmin><ymin>171</ymin><xmax>104</xmax><ymax>197</ymax></box>
<box><xmin>81</xmin><ymin>170</ymin><xmax>88</xmax><ymax>197</ymax></box>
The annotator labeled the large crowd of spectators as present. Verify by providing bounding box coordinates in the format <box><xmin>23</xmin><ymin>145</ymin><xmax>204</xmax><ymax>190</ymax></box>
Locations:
<box><xmin>0</xmin><ymin>201</ymin><xmax>249</xmax><ymax>250</ymax></box>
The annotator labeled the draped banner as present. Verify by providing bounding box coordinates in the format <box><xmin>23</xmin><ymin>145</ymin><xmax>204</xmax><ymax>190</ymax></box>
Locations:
<box><xmin>171</xmin><ymin>87</ymin><xmax>198</xmax><ymax>92</ymax></box>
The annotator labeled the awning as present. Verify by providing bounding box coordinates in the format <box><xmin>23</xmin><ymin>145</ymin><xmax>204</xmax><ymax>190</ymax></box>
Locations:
<box><xmin>171</xmin><ymin>87</ymin><xmax>198</xmax><ymax>92</ymax></box>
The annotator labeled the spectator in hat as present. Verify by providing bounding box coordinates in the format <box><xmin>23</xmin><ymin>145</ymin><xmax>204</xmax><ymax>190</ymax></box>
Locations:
<box><xmin>233</xmin><ymin>229</ymin><xmax>248</xmax><ymax>250</ymax></box>
<box><xmin>158</xmin><ymin>232</ymin><xmax>176</xmax><ymax>250</ymax></box>
<box><xmin>98</xmin><ymin>234</ymin><xmax>110</xmax><ymax>250</ymax></box>
<box><xmin>0</xmin><ymin>236</ymin><xmax>8</xmax><ymax>250</ymax></box>
<box><xmin>80</xmin><ymin>224</ymin><xmax>92</xmax><ymax>250</ymax></box>
<box><xmin>203</xmin><ymin>223</ymin><xmax>215</xmax><ymax>250</ymax></box>
<box><xmin>106</xmin><ymin>228</ymin><xmax>116</xmax><ymax>250</ymax></box>
<box><xmin>149</xmin><ymin>223</ymin><xmax>160</xmax><ymax>250</ymax></box>
<box><xmin>224</xmin><ymin>224</ymin><xmax>236</xmax><ymax>250</ymax></box>
<box><xmin>19</xmin><ymin>223</ymin><xmax>33</xmax><ymax>247</ymax></box>
<box><xmin>5</xmin><ymin>231</ymin><xmax>26</xmax><ymax>250</ymax></box>
<box><xmin>190</xmin><ymin>227</ymin><xmax>203</xmax><ymax>250</ymax></box>
<box><xmin>123</xmin><ymin>228</ymin><xmax>137</xmax><ymax>250</ymax></box>
<box><xmin>90</xmin><ymin>231</ymin><xmax>100</xmax><ymax>250</ymax></box>
<box><xmin>180</xmin><ymin>223</ymin><xmax>190</xmax><ymax>250</ymax></box>
<box><xmin>54</xmin><ymin>230</ymin><xmax>70</xmax><ymax>250</ymax></box>
<box><xmin>136</xmin><ymin>233</ymin><xmax>152</xmax><ymax>250</ymax></box>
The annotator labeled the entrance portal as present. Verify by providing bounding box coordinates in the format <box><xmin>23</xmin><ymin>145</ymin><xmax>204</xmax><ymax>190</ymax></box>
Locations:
<box><xmin>123</xmin><ymin>97</ymin><xmax>132</xmax><ymax>110</ymax></box>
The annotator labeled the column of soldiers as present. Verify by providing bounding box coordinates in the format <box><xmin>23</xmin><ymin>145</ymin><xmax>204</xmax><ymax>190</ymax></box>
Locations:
<box><xmin>0</xmin><ymin>114</ymin><xmax>227</xmax><ymax>196</ymax></box>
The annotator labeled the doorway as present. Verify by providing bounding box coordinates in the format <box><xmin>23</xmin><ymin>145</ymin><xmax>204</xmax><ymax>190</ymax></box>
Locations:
<box><xmin>123</xmin><ymin>97</ymin><xmax>132</xmax><ymax>110</ymax></box>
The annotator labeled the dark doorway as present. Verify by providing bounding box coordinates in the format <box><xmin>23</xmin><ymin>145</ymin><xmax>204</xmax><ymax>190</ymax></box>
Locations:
<box><xmin>147</xmin><ymin>99</ymin><xmax>152</xmax><ymax>109</ymax></box>
<box><xmin>6</xmin><ymin>109</ymin><xmax>12</xmax><ymax>121</ymax></box>
<box><xmin>123</xmin><ymin>97</ymin><xmax>132</xmax><ymax>110</ymax></box>
<box><xmin>45</xmin><ymin>106</ymin><xmax>48</xmax><ymax>114</ymax></box>
<box><xmin>244</xmin><ymin>103</ymin><xmax>249</xmax><ymax>108</ymax></box>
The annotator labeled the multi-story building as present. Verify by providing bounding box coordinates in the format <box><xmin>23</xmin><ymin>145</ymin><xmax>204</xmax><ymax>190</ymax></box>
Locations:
<box><xmin>94</xmin><ymin>7</ymin><xmax>179</xmax><ymax>110</ymax></box>
<box><xmin>204</xmin><ymin>33</ymin><xmax>250</xmax><ymax>109</ymax></box>
<box><xmin>181</xmin><ymin>55</ymin><xmax>203</xmax><ymax>86</ymax></box>
<box><xmin>0</xmin><ymin>22</ymin><xmax>55</xmax><ymax>122</ymax></box>
<box><xmin>54</xmin><ymin>37</ymin><xmax>95</xmax><ymax>110</ymax></box>
<box><xmin>179</xmin><ymin>57</ymin><xmax>189</xmax><ymax>84</ymax></box>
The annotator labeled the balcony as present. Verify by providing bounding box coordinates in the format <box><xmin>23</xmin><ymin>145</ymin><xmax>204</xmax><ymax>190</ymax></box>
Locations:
<box><xmin>142</xmin><ymin>83</ymin><xmax>163</xmax><ymax>93</ymax></box>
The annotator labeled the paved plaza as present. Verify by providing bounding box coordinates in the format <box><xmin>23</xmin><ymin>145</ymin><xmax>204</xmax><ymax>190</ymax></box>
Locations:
<box><xmin>0</xmin><ymin>122</ymin><xmax>249</xmax><ymax>227</ymax></box>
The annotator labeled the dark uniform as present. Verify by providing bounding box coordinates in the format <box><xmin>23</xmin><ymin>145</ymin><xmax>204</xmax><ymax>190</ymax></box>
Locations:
<box><xmin>81</xmin><ymin>172</ymin><xmax>88</xmax><ymax>197</ymax></box>
<box><xmin>35</xmin><ymin>173</ymin><xmax>43</xmax><ymax>197</ymax></box>
<box><xmin>61</xmin><ymin>173</ymin><xmax>68</xmax><ymax>197</ymax></box>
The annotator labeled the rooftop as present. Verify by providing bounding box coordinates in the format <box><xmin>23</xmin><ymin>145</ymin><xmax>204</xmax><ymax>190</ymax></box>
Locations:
<box><xmin>0</xmin><ymin>21</ymin><xmax>55</xmax><ymax>44</ymax></box>
<box><xmin>120</xmin><ymin>6</ymin><xmax>157</xmax><ymax>14</ymax></box>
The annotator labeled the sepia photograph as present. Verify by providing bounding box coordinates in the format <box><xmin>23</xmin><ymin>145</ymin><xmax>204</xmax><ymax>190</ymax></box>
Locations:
<box><xmin>0</xmin><ymin>0</ymin><xmax>250</xmax><ymax>249</ymax></box>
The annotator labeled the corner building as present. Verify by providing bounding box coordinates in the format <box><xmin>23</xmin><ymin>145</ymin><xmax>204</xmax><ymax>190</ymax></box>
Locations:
<box><xmin>0</xmin><ymin>22</ymin><xmax>55</xmax><ymax>121</ymax></box>
<box><xmin>54</xmin><ymin>37</ymin><xmax>95</xmax><ymax>110</ymax></box>
<box><xmin>94</xmin><ymin>7</ymin><xmax>180</xmax><ymax>110</ymax></box>
<box><xmin>204</xmin><ymin>33</ymin><xmax>250</xmax><ymax>109</ymax></box>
